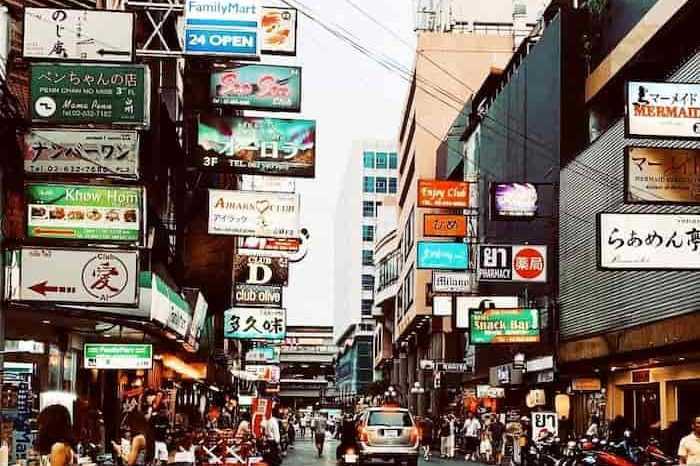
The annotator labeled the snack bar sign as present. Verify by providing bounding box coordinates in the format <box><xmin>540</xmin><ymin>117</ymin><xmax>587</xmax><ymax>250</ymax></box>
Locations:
<box><xmin>478</xmin><ymin>245</ymin><xmax>547</xmax><ymax>283</ymax></box>
<box><xmin>224</xmin><ymin>307</ymin><xmax>286</xmax><ymax>340</ymax></box>
<box><xmin>211</xmin><ymin>65</ymin><xmax>302</xmax><ymax>112</ymax></box>
<box><xmin>84</xmin><ymin>344</ymin><xmax>152</xmax><ymax>370</ymax></box>
<box><xmin>469</xmin><ymin>308</ymin><xmax>541</xmax><ymax>344</ymax></box>
<box><xmin>184</xmin><ymin>0</ymin><xmax>260</xmax><ymax>57</ymax></box>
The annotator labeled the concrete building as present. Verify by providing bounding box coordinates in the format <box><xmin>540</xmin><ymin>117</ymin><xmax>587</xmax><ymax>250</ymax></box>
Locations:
<box><xmin>336</xmin><ymin>322</ymin><xmax>375</xmax><ymax>406</ymax></box>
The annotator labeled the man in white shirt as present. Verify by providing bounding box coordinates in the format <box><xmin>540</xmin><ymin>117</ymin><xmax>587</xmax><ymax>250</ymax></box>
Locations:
<box><xmin>463</xmin><ymin>412</ymin><xmax>482</xmax><ymax>462</ymax></box>
<box><xmin>679</xmin><ymin>416</ymin><xmax>700</xmax><ymax>465</ymax></box>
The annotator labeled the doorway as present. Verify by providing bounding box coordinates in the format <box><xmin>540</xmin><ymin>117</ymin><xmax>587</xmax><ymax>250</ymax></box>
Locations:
<box><xmin>677</xmin><ymin>381</ymin><xmax>700</xmax><ymax>431</ymax></box>
<box><xmin>623</xmin><ymin>384</ymin><xmax>660</xmax><ymax>442</ymax></box>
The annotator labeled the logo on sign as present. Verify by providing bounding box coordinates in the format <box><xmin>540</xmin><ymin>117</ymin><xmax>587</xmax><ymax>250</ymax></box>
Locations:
<box><xmin>513</xmin><ymin>247</ymin><xmax>545</xmax><ymax>280</ymax></box>
<box><xmin>81</xmin><ymin>253</ymin><xmax>129</xmax><ymax>301</ymax></box>
<box><xmin>479</xmin><ymin>246</ymin><xmax>512</xmax><ymax>280</ymax></box>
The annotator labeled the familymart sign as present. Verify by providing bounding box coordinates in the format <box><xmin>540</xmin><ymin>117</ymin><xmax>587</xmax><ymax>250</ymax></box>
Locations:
<box><xmin>84</xmin><ymin>344</ymin><xmax>153</xmax><ymax>370</ymax></box>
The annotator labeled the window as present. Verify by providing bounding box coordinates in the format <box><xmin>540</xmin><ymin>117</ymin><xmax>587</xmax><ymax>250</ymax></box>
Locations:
<box><xmin>403</xmin><ymin>207</ymin><xmax>415</xmax><ymax>259</ymax></box>
<box><xmin>376</xmin><ymin>152</ymin><xmax>388</xmax><ymax>169</ymax></box>
<box><xmin>362</xmin><ymin>274</ymin><xmax>374</xmax><ymax>291</ymax></box>
<box><xmin>376</xmin><ymin>177</ymin><xmax>387</xmax><ymax>193</ymax></box>
<box><xmin>389</xmin><ymin>152</ymin><xmax>398</xmax><ymax>169</ymax></box>
<box><xmin>361</xmin><ymin>299</ymin><xmax>373</xmax><ymax>315</ymax></box>
<box><xmin>362</xmin><ymin>250</ymin><xmax>374</xmax><ymax>266</ymax></box>
<box><xmin>363</xmin><ymin>151</ymin><xmax>375</xmax><ymax>169</ymax></box>
<box><xmin>363</xmin><ymin>176</ymin><xmax>375</xmax><ymax>193</ymax></box>
<box><xmin>363</xmin><ymin>201</ymin><xmax>375</xmax><ymax>217</ymax></box>
<box><xmin>362</xmin><ymin>225</ymin><xmax>374</xmax><ymax>242</ymax></box>
<box><xmin>403</xmin><ymin>266</ymin><xmax>414</xmax><ymax>310</ymax></box>
<box><xmin>368</xmin><ymin>411</ymin><xmax>412</xmax><ymax>427</ymax></box>
<box><xmin>389</xmin><ymin>178</ymin><xmax>398</xmax><ymax>193</ymax></box>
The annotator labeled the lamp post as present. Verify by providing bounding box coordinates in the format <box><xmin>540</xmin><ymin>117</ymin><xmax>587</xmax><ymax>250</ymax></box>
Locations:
<box><xmin>411</xmin><ymin>381</ymin><xmax>425</xmax><ymax>415</ymax></box>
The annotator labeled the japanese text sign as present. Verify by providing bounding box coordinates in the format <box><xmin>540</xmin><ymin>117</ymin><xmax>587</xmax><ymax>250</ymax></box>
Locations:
<box><xmin>148</xmin><ymin>273</ymin><xmax>192</xmax><ymax>338</ymax></box>
<box><xmin>208</xmin><ymin>189</ymin><xmax>300</xmax><ymax>238</ymax></box>
<box><xmin>416</xmin><ymin>241</ymin><xmax>469</xmax><ymax>270</ymax></box>
<box><xmin>26</xmin><ymin>183</ymin><xmax>143</xmax><ymax>242</ymax></box>
<box><xmin>625</xmin><ymin>146</ymin><xmax>700</xmax><ymax>203</ymax></box>
<box><xmin>245</xmin><ymin>365</ymin><xmax>280</xmax><ymax>383</ymax></box>
<box><xmin>224</xmin><ymin>307</ymin><xmax>286</xmax><ymax>340</ymax></box>
<box><xmin>23</xmin><ymin>129</ymin><xmax>139</xmax><ymax>178</ymax></box>
<box><xmin>84</xmin><ymin>344</ymin><xmax>152</xmax><ymax>370</ymax></box>
<box><xmin>234</xmin><ymin>284</ymin><xmax>283</xmax><ymax>308</ymax></box>
<box><xmin>197</xmin><ymin>115</ymin><xmax>315</xmax><ymax>177</ymax></box>
<box><xmin>23</xmin><ymin>8</ymin><xmax>134</xmax><ymax>62</ymax></box>
<box><xmin>469</xmin><ymin>308</ymin><xmax>541</xmax><ymax>344</ymax></box>
<box><xmin>211</xmin><ymin>64</ymin><xmax>301</xmax><ymax>112</ymax></box>
<box><xmin>493</xmin><ymin>183</ymin><xmax>538</xmax><ymax>218</ymax></box>
<box><xmin>261</xmin><ymin>7</ymin><xmax>297</xmax><ymax>55</ymax></box>
<box><xmin>627</xmin><ymin>81</ymin><xmax>700</xmax><ymax>138</ymax></box>
<box><xmin>424</xmin><ymin>214</ymin><xmax>467</xmax><ymax>237</ymax></box>
<box><xmin>8</xmin><ymin>247</ymin><xmax>138</xmax><ymax>305</ymax></box>
<box><xmin>184</xmin><ymin>0</ymin><xmax>260</xmax><ymax>57</ymax></box>
<box><xmin>31</xmin><ymin>63</ymin><xmax>150</xmax><ymax>126</ymax></box>
<box><xmin>478</xmin><ymin>245</ymin><xmax>547</xmax><ymax>282</ymax></box>
<box><xmin>417</xmin><ymin>180</ymin><xmax>469</xmax><ymax>208</ymax></box>
<box><xmin>233</xmin><ymin>254</ymin><xmax>289</xmax><ymax>287</ymax></box>
<box><xmin>599</xmin><ymin>213</ymin><xmax>700</xmax><ymax>269</ymax></box>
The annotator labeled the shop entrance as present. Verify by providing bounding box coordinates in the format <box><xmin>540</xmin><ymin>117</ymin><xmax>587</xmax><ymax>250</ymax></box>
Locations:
<box><xmin>623</xmin><ymin>384</ymin><xmax>660</xmax><ymax>442</ymax></box>
<box><xmin>677</xmin><ymin>381</ymin><xmax>700</xmax><ymax>430</ymax></box>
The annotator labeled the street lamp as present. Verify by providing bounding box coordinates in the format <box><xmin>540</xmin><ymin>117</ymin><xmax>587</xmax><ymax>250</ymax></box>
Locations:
<box><xmin>411</xmin><ymin>381</ymin><xmax>425</xmax><ymax>415</ymax></box>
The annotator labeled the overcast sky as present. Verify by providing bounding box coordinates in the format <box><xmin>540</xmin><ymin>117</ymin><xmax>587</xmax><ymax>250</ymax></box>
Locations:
<box><xmin>261</xmin><ymin>0</ymin><xmax>414</xmax><ymax>326</ymax></box>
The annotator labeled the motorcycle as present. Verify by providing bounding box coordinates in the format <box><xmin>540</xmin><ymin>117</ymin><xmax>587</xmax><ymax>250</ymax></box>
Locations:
<box><xmin>638</xmin><ymin>438</ymin><xmax>677</xmax><ymax>466</ymax></box>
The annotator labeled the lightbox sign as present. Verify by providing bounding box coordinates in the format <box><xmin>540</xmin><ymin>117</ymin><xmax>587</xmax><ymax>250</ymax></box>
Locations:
<box><xmin>196</xmin><ymin>115</ymin><xmax>315</xmax><ymax>177</ymax></box>
<box><xmin>208</xmin><ymin>189</ymin><xmax>300</xmax><ymax>238</ymax></box>
<box><xmin>417</xmin><ymin>180</ymin><xmax>469</xmax><ymax>208</ymax></box>
<box><xmin>84</xmin><ymin>344</ymin><xmax>152</xmax><ymax>370</ymax></box>
<box><xmin>184</xmin><ymin>0</ymin><xmax>260</xmax><ymax>57</ymax></box>
<box><xmin>261</xmin><ymin>7</ymin><xmax>297</xmax><ymax>55</ymax></box>
<box><xmin>424</xmin><ymin>214</ymin><xmax>467</xmax><ymax>237</ymax></box>
<box><xmin>245</xmin><ymin>365</ymin><xmax>280</xmax><ymax>383</ymax></box>
<box><xmin>455</xmin><ymin>296</ymin><xmax>520</xmax><ymax>329</ymax></box>
<box><xmin>211</xmin><ymin>65</ymin><xmax>301</xmax><ymax>112</ymax></box>
<box><xmin>478</xmin><ymin>245</ymin><xmax>547</xmax><ymax>283</ymax></box>
<box><xmin>234</xmin><ymin>284</ymin><xmax>283</xmax><ymax>308</ymax></box>
<box><xmin>625</xmin><ymin>146</ymin><xmax>700</xmax><ymax>203</ymax></box>
<box><xmin>493</xmin><ymin>183</ymin><xmax>538</xmax><ymax>218</ymax></box>
<box><xmin>224</xmin><ymin>307</ymin><xmax>286</xmax><ymax>340</ymax></box>
<box><xmin>599</xmin><ymin>213</ymin><xmax>700</xmax><ymax>269</ymax></box>
<box><xmin>233</xmin><ymin>254</ymin><xmax>289</xmax><ymax>287</ymax></box>
<box><xmin>416</xmin><ymin>241</ymin><xmax>469</xmax><ymax>270</ymax></box>
<box><xmin>626</xmin><ymin>81</ymin><xmax>700</xmax><ymax>138</ymax></box>
<box><xmin>432</xmin><ymin>271</ymin><xmax>472</xmax><ymax>293</ymax></box>
<box><xmin>469</xmin><ymin>308</ymin><xmax>540</xmax><ymax>344</ymax></box>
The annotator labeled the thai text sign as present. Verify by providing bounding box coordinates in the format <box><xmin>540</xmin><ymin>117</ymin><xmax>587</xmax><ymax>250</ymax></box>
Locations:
<box><xmin>26</xmin><ymin>183</ymin><xmax>142</xmax><ymax>242</ymax></box>
<box><xmin>234</xmin><ymin>284</ymin><xmax>283</xmax><ymax>308</ymax></box>
<box><xmin>23</xmin><ymin>8</ymin><xmax>134</xmax><ymax>62</ymax></box>
<box><xmin>234</xmin><ymin>254</ymin><xmax>288</xmax><ymax>286</ymax></box>
<box><xmin>84</xmin><ymin>344</ymin><xmax>152</xmax><ymax>370</ymax></box>
<box><xmin>31</xmin><ymin>63</ymin><xmax>150</xmax><ymax>126</ymax></box>
<box><xmin>23</xmin><ymin>129</ymin><xmax>139</xmax><ymax>178</ymax></box>
<box><xmin>224</xmin><ymin>307</ymin><xmax>286</xmax><ymax>340</ymax></box>
<box><xmin>478</xmin><ymin>245</ymin><xmax>547</xmax><ymax>282</ymax></box>
<box><xmin>184</xmin><ymin>0</ymin><xmax>260</xmax><ymax>57</ymax></box>
<box><xmin>417</xmin><ymin>180</ymin><xmax>469</xmax><ymax>208</ymax></box>
<box><xmin>532</xmin><ymin>413</ymin><xmax>558</xmax><ymax>441</ymax></box>
<box><xmin>416</xmin><ymin>241</ymin><xmax>469</xmax><ymax>270</ymax></box>
<box><xmin>599</xmin><ymin>213</ymin><xmax>700</xmax><ymax>269</ymax></box>
<box><xmin>469</xmin><ymin>308</ymin><xmax>540</xmax><ymax>344</ymax></box>
<box><xmin>432</xmin><ymin>271</ymin><xmax>473</xmax><ymax>293</ymax></box>
<box><xmin>208</xmin><ymin>189</ymin><xmax>300</xmax><ymax>238</ymax></box>
<box><xmin>197</xmin><ymin>115</ymin><xmax>315</xmax><ymax>177</ymax></box>
<box><xmin>211</xmin><ymin>64</ymin><xmax>301</xmax><ymax>112</ymax></box>
<box><xmin>625</xmin><ymin>146</ymin><xmax>700</xmax><ymax>203</ymax></box>
<box><xmin>627</xmin><ymin>81</ymin><xmax>700</xmax><ymax>138</ymax></box>
<box><xmin>493</xmin><ymin>183</ymin><xmax>538</xmax><ymax>218</ymax></box>
<box><xmin>424</xmin><ymin>214</ymin><xmax>467</xmax><ymax>237</ymax></box>
<box><xmin>261</xmin><ymin>7</ymin><xmax>297</xmax><ymax>55</ymax></box>
<box><xmin>9</xmin><ymin>247</ymin><xmax>138</xmax><ymax>305</ymax></box>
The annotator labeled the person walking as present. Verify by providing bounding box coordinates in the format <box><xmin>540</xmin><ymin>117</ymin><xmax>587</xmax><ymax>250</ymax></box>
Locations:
<box><xmin>439</xmin><ymin>416</ymin><xmax>451</xmax><ymax>459</ymax></box>
<box><xmin>420</xmin><ymin>415</ymin><xmax>434</xmax><ymax>461</ymax></box>
<box><xmin>447</xmin><ymin>415</ymin><xmax>457</xmax><ymax>459</ymax></box>
<box><xmin>679</xmin><ymin>415</ymin><xmax>700</xmax><ymax>465</ymax></box>
<box><xmin>489</xmin><ymin>414</ymin><xmax>505</xmax><ymax>466</ymax></box>
<box><xmin>313</xmin><ymin>412</ymin><xmax>328</xmax><ymax>458</ymax></box>
<box><xmin>37</xmin><ymin>405</ymin><xmax>76</xmax><ymax>466</ymax></box>
<box><xmin>586</xmin><ymin>415</ymin><xmax>600</xmax><ymax>439</ymax></box>
<box><xmin>463</xmin><ymin>411</ymin><xmax>481</xmax><ymax>462</ymax></box>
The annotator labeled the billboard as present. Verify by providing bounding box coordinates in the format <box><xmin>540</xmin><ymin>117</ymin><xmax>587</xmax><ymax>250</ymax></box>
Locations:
<box><xmin>492</xmin><ymin>183</ymin><xmax>538</xmax><ymax>218</ymax></box>
<box><xmin>31</xmin><ymin>63</ymin><xmax>150</xmax><ymax>127</ymax></box>
<box><xmin>8</xmin><ymin>247</ymin><xmax>138</xmax><ymax>305</ymax></box>
<box><xmin>416</xmin><ymin>241</ymin><xmax>469</xmax><ymax>270</ymax></box>
<box><xmin>598</xmin><ymin>213</ymin><xmax>700</xmax><ymax>269</ymax></box>
<box><xmin>424</xmin><ymin>214</ymin><xmax>467</xmax><ymax>237</ymax></box>
<box><xmin>210</xmin><ymin>64</ymin><xmax>301</xmax><ymax>112</ymax></box>
<box><xmin>477</xmin><ymin>245</ymin><xmax>547</xmax><ymax>283</ymax></box>
<box><xmin>224</xmin><ymin>307</ymin><xmax>286</xmax><ymax>340</ymax></box>
<box><xmin>432</xmin><ymin>271</ymin><xmax>473</xmax><ymax>293</ymax></box>
<box><xmin>469</xmin><ymin>308</ymin><xmax>540</xmax><ymax>344</ymax></box>
<box><xmin>196</xmin><ymin>115</ymin><xmax>315</xmax><ymax>177</ymax></box>
<box><xmin>626</xmin><ymin>81</ymin><xmax>700</xmax><ymax>138</ymax></box>
<box><xmin>84</xmin><ymin>344</ymin><xmax>152</xmax><ymax>370</ymax></box>
<box><xmin>22</xmin><ymin>129</ymin><xmax>139</xmax><ymax>178</ymax></box>
<box><xmin>26</xmin><ymin>183</ymin><xmax>143</xmax><ymax>242</ymax></box>
<box><xmin>208</xmin><ymin>189</ymin><xmax>300</xmax><ymax>238</ymax></box>
<box><xmin>233</xmin><ymin>284</ymin><xmax>283</xmax><ymax>308</ymax></box>
<box><xmin>417</xmin><ymin>180</ymin><xmax>469</xmax><ymax>208</ymax></box>
<box><xmin>23</xmin><ymin>8</ymin><xmax>134</xmax><ymax>62</ymax></box>
<box><xmin>625</xmin><ymin>146</ymin><xmax>700</xmax><ymax>204</ymax></box>
<box><xmin>183</xmin><ymin>0</ymin><xmax>260</xmax><ymax>57</ymax></box>
<box><xmin>234</xmin><ymin>254</ymin><xmax>288</xmax><ymax>287</ymax></box>
<box><xmin>261</xmin><ymin>7</ymin><xmax>297</xmax><ymax>55</ymax></box>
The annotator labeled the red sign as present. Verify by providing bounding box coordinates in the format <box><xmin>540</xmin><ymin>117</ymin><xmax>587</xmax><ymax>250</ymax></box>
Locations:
<box><xmin>252</xmin><ymin>397</ymin><xmax>273</xmax><ymax>438</ymax></box>
<box><xmin>424</xmin><ymin>214</ymin><xmax>468</xmax><ymax>237</ymax></box>
<box><xmin>417</xmin><ymin>180</ymin><xmax>469</xmax><ymax>208</ymax></box>
<box><xmin>242</xmin><ymin>237</ymin><xmax>300</xmax><ymax>252</ymax></box>
<box><xmin>513</xmin><ymin>247</ymin><xmax>546</xmax><ymax>281</ymax></box>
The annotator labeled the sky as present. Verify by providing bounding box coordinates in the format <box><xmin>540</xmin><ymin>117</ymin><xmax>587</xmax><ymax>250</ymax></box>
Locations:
<box><xmin>257</xmin><ymin>0</ymin><xmax>415</xmax><ymax>326</ymax></box>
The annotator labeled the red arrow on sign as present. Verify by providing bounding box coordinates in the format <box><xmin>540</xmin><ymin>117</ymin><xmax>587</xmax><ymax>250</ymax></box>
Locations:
<box><xmin>29</xmin><ymin>281</ymin><xmax>76</xmax><ymax>296</ymax></box>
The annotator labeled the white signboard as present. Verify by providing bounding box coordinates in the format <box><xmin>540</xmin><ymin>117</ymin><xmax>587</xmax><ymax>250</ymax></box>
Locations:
<box><xmin>532</xmin><ymin>412</ymin><xmax>558</xmax><ymax>441</ymax></box>
<box><xmin>261</xmin><ymin>7</ymin><xmax>297</xmax><ymax>55</ymax></box>
<box><xmin>11</xmin><ymin>248</ymin><xmax>138</xmax><ymax>305</ymax></box>
<box><xmin>208</xmin><ymin>189</ymin><xmax>300</xmax><ymax>239</ymax></box>
<box><xmin>150</xmin><ymin>274</ymin><xmax>192</xmax><ymax>338</ymax></box>
<box><xmin>432</xmin><ymin>271</ymin><xmax>473</xmax><ymax>293</ymax></box>
<box><xmin>224</xmin><ymin>307</ymin><xmax>286</xmax><ymax>340</ymax></box>
<box><xmin>240</xmin><ymin>175</ymin><xmax>296</xmax><ymax>193</ymax></box>
<box><xmin>599</xmin><ymin>213</ymin><xmax>700</xmax><ymax>269</ymax></box>
<box><xmin>455</xmin><ymin>296</ymin><xmax>519</xmax><ymax>329</ymax></box>
<box><xmin>626</xmin><ymin>81</ymin><xmax>700</xmax><ymax>138</ymax></box>
<box><xmin>433</xmin><ymin>295</ymin><xmax>452</xmax><ymax>316</ymax></box>
<box><xmin>23</xmin><ymin>8</ymin><xmax>134</xmax><ymax>62</ymax></box>
<box><xmin>186</xmin><ymin>291</ymin><xmax>208</xmax><ymax>350</ymax></box>
<box><xmin>184</xmin><ymin>0</ymin><xmax>260</xmax><ymax>57</ymax></box>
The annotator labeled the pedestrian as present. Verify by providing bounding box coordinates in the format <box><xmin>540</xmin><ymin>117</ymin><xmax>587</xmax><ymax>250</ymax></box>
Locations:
<box><xmin>489</xmin><ymin>414</ymin><xmax>505</xmax><ymax>465</ymax></box>
<box><xmin>678</xmin><ymin>415</ymin><xmax>700</xmax><ymax>465</ymax></box>
<box><xmin>586</xmin><ymin>415</ymin><xmax>600</xmax><ymax>439</ymax></box>
<box><xmin>439</xmin><ymin>416</ymin><xmax>451</xmax><ymax>459</ymax></box>
<box><xmin>37</xmin><ymin>405</ymin><xmax>76</xmax><ymax>466</ymax></box>
<box><xmin>313</xmin><ymin>412</ymin><xmax>328</xmax><ymax>458</ymax></box>
<box><xmin>421</xmin><ymin>415</ymin><xmax>434</xmax><ymax>461</ymax></box>
<box><xmin>448</xmin><ymin>414</ymin><xmax>456</xmax><ymax>458</ymax></box>
<box><xmin>463</xmin><ymin>411</ymin><xmax>481</xmax><ymax>462</ymax></box>
<box><xmin>288</xmin><ymin>415</ymin><xmax>296</xmax><ymax>447</ymax></box>
<box><xmin>235</xmin><ymin>411</ymin><xmax>252</xmax><ymax>440</ymax></box>
<box><xmin>113</xmin><ymin>411</ymin><xmax>155</xmax><ymax>466</ymax></box>
<box><xmin>479</xmin><ymin>430</ymin><xmax>493</xmax><ymax>464</ymax></box>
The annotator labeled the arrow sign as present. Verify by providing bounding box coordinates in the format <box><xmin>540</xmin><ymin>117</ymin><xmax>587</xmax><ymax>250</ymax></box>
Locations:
<box><xmin>97</xmin><ymin>49</ymin><xmax>131</xmax><ymax>57</ymax></box>
<box><xmin>29</xmin><ymin>281</ymin><xmax>76</xmax><ymax>296</ymax></box>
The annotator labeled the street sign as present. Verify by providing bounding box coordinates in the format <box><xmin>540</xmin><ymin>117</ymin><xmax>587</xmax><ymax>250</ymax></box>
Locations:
<box><xmin>224</xmin><ymin>307</ymin><xmax>286</xmax><ymax>340</ymax></box>
<box><xmin>435</xmin><ymin>362</ymin><xmax>470</xmax><ymax>373</ymax></box>
<box><xmin>184</xmin><ymin>0</ymin><xmax>260</xmax><ymax>57</ymax></box>
<box><xmin>23</xmin><ymin>8</ymin><xmax>134</xmax><ymax>62</ymax></box>
<box><xmin>210</xmin><ymin>65</ymin><xmax>302</xmax><ymax>112</ymax></box>
<box><xmin>84</xmin><ymin>344</ymin><xmax>152</xmax><ymax>370</ymax></box>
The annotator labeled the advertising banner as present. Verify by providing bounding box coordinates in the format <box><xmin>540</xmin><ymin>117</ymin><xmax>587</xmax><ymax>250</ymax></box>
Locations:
<box><xmin>210</xmin><ymin>64</ymin><xmax>302</xmax><ymax>112</ymax></box>
<box><xmin>455</xmin><ymin>296</ymin><xmax>519</xmax><ymax>329</ymax></box>
<box><xmin>246</xmin><ymin>346</ymin><xmax>280</xmax><ymax>363</ymax></box>
<box><xmin>424</xmin><ymin>214</ymin><xmax>467</xmax><ymax>237</ymax></box>
<box><xmin>208</xmin><ymin>189</ymin><xmax>300</xmax><ymax>238</ymax></box>
<box><xmin>416</xmin><ymin>241</ymin><xmax>469</xmax><ymax>270</ymax></box>
<box><xmin>224</xmin><ymin>307</ymin><xmax>286</xmax><ymax>340</ymax></box>
<box><xmin>22</xmin><ymin>129</ymin><xmax>139</xmax><ymax>178</ymax></box>
<box><xmin>432</xmin><ymin>271</ymin><xmax>473</xmax><ymax>293</ymax></box>
<box><xmin>261</xmin><ymin>7</ymin><xmax>297</xmax><ymax>55</ymax></box>
<box><xmin>599</xmin><ymin>213</ymin><xmax>700</xmax><ymax>269</ymax></box>
<box><xmin>31</xmin><ymin>63</ymin><xmax>150</xmax><ymax>126</ymax></box>
<box><xmin>233</xmin><ymin>254</ymin><xmax>288</xmax><ymax>287</ymax></box>
<box><xmin>477</xmin><ymin>245</ymin><xmax>547</xmax><ymax>282</ymax></box>
<box><xmin>10</xmin><ymin>247</ymin><xmax>138</xmax><ymax>305</ymax></box>
<box><xmin>240</xmin><ymin>237</ymin><xmax>300</xmax><ymax>252</ymax></box>
<box><xmin>196</xmin><ymin>115</ymin><xmax>315</xmax><ymax>177</ymax></box>
<box><xmin>84</xmin><ymin>344</ymin><xmax>152</xmax><ymax>370</ymax></box>
<box><xmin>417</xmin><ymin>180</ymin><xmax>469</xmax><ymax>208</ymax></box>
<box><xmin>234</xmin><ymin>284</ymin><xmax>283</xmax><ymax>308</ymax></box>
<box><xmin>626</xmin><ymin>81</ymin><xmax>700</xmax><ymax>138</ymax></box>
<box><xmin>245</xmin><ymin>365</ymin><xmax>280</xmax><ymax>383</ymax></box>
<box><xmin>184</xmin><ymin>0</ymin><xmax>260</xmax><ymax>57</ymax></box>
<box><xmin>492</xmin><ymin>183</ymin><xmax>538</xmax><ymax>218</ymax></box>
<box><xmin>26</xmin><ymin>183</ymin><xmax>142</xmax><ymax>242</ymax></box>
<box><xmin>469</xmin><ymin>308</ymin><xmax>541</xmax><ymax>344</ymax></box>
<box><xmin>625</xmin><ymin>146</ymin><xmax>700</xmax><ymax>203</ymax></box>
<box><xmin>23</xmin><ymin>8</ymin><xmax>134</xmax><ymax>62</ymax></box>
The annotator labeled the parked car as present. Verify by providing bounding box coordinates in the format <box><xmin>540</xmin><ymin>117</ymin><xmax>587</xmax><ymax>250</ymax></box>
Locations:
<box><xmin>356</xmin><ymin>407</ymin><xmax>419</xmax><ymax>466</ymax></box>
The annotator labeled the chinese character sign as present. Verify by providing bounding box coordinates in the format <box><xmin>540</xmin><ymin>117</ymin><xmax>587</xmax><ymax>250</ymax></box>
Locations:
<box><xmin>599</xmin><ymin>213</ymin><xmax>700</xmax><ymax>269</ymax></box>
<box><xmin>210</xmin><ymin>65</ymin><xmax>301</xmax><ymax>112</ymax></box>
<box><xmin>626</xmin><ymin>146</ymin><xmax>700</xmax><ymax>203</ymax></box>
<box><xmin>478</xmin><ymin>245</ymin><xmax>547</xmax><ymax>282</ymax></box>
<box><xmin>627</xmin><ymin>81</ymin><xmax>700</xmax><ymax>138</ymax></box>
<box><xmin>224</xmin><ymin>307</ymin><xmax>286</xmax><ymax>340</ymax></box>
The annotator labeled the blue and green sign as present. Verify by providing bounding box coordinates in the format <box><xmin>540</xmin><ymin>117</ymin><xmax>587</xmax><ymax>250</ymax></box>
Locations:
<box><xmin>417</xmin><ymin>241</ymin><xmax>469</xmax><ymax>270</ymax></box>
<box><xmin>210</xmin><ymin>64</ymin><xmax>301</xmax><ymax>112</ymax></box>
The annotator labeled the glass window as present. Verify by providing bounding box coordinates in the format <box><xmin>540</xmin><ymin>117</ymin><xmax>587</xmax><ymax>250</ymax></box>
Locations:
<box><xmin>363</xmin><ymin>151</ymin><xmax>375</xmax><ymax>169</ymax></box>
<box><xmin>376</xmin><ymin>152</ymin><xmax>388</xmax><ymax>169</ymax></box>
<box><xmin>389</xmin><ymin>152</ymin><xmax>398</xmax><ymax>169</ymax></box>
<box><xmin>361</xmin><ymin>299</ymin><xmax>373</xmax><ymax>315</ymax></box>
<box><xmin>376</xmin><ymin>177</ymin><xmax>387</xmax><ymax>193</ymax></box>
<box><xmin>362</xmin><ymin>225</ymin><xmax>374</xmax><ymax>242</ymax></box>
<box><xmin>362</xmin><ymin>274</ymin><xmax>374</xmax><ymax>291</ymax></box>
<box><xmin>363</xmin><ymin>201</ymin><xmax>375</xmax><ymax>217</ymax></box>
<box><xmin>362</xmin><ymin>250</ymin><xmax>373</xmax><ymax>266</ymax></box>
<box><xmin>389</xmin><ymin>178</ymin><xmax>398</xmax><ymax>193</ymax></box>
<box><xmin>368</xmin><ymin>411</ymin><xmax>413</xmax><ymax>427</ymax></box>
<box><xmin>363</xmin><ymin>176</ymin><xmax>375</xmax><ymax>193</ymax></box>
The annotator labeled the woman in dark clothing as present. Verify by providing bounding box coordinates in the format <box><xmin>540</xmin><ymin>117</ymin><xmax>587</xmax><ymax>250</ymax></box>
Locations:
<box><xmin>113</xmin><ymin>412</ymin><xmax>156</xmax><ymax>466</ymax></box>
<box><xmin>37</xmin><ymin>405</ymin><xmax>76</xmax><ymax>466</ymax></box>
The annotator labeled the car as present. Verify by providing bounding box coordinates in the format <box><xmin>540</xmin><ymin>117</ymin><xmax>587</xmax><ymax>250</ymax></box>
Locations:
<box><xmin>356</xmin><ymin>407</ymin><xmax>419</xmax><ymax>466</ymax></box>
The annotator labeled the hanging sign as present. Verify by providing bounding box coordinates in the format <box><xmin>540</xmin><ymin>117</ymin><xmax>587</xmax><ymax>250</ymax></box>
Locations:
<box><xmin>23</xmin><ymin>8</ymin><xmax>135</xmax><ymax>62</ymax></box>
<box><xmin>261</xmin><ymin>7</ymin><xmax>297</xmax><ymax>55</ymax></box>
<box><xmin>147</xmin><ymin>273</ymin><xmax>192</xmax><ymax>338</ymax></box>
<box><xmin>233</xmin><ymin>284</ymin><xmax>283</xmax><ymax>308</ymax></box>
<box><xmin>234</xmin><ymin>254</ymin><xmax>288</xmax><ymax>286</ymax></box>
<box><xmin>492</xmin><ymin>183</ymin><xmax>538</xmax><ymax>218</ymax></box>
<box><xmin>477</xmin><ymin>245</ymin><xmax>547</xmax><ymax>282</ymax></box>
<box><xmin>224</xmin><ymin>307</ymin><xmax>286</xmax><ymax>340</ymax></box>
<box><xmin>532</xmin><ymin>412</ymin><xmax>558</xmax><ymax>441</ymax></box>
<box><xmin>417</xmin><ymin>241</ymin><xmax>469</xmax><ymax>270</ymax></box>
<box><xmin>625</xmin><ymin>146</ymin><xmax>700</xmax><ymax>203</ymax></box>
<box><xmin>185</xmin><ymin>291</ymin><xmax>208</xmax><ymax>351</ymax></box>
<box><xmin>417</xmin><ymin>180</ymin><xmax>469</xmax><ymax>208</ymax></box>
<box><xmin>22</xmin><ymin>129</ymin><xmax>139</xmax><ymax>178</ymax></box>
<box><xmin>210</xmin><ymin>64</ymin><xmax>302</xmax><ymax>112</ymax></box>
<box><xmin>626</xmin><ymin>81</ymin><xmax>700</xmax><ymax>138</ymax></box>
<box><xmin>208</xmin><ymin>189</ymin><xmax>300</xmax><ymax>238</ymax></box>
<box><xmin>184</xmin><ymin>0</ymin><xmax>260</xmax><ymax>57</ymax></box>
<box><xmin>424</xmin><ymin>214</ymin><xmax>467</xmax><ymax>237</ymax></box>
<box><xmin>469</xmin><ymin>308</ymin><xmax>541</xmax><ymax>344</ymax></box>
<box><xmin>84</xmin><ymin>344</ymin><xmax>152</xmax><ymax>370</ymax></box>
